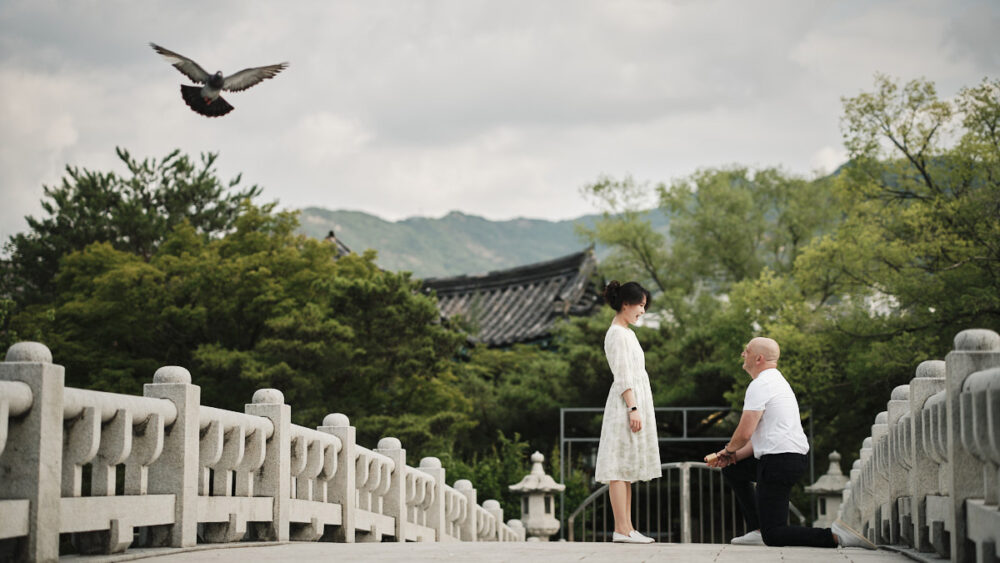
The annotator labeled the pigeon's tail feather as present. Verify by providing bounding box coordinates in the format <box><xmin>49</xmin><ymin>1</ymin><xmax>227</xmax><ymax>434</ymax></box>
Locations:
<box><xmin>180</xmin><ymin>85</ymin><xmax>234</xmax><ymax>117</ymax></box>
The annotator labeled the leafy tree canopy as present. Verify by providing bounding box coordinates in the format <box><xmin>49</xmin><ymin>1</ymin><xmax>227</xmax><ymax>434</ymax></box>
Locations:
<box><xmin>3</xmin><ymin>148</ymin><xmax>261</xmax><ymax>306</ymax></box>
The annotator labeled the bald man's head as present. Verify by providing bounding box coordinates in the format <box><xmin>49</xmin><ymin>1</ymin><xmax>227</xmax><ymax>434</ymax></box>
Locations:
<box><xmin>749</xmin><ymin>337</ymin><xmax>780</xmax><ymax>363</ymax></box>
<box><xmin>741</xmin><ymin>337</ymin><xmax>780</xmax><ymax>377</ymax></box>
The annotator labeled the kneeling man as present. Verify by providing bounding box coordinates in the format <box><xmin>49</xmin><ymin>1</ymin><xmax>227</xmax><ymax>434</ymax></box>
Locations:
<box><xmin>707</xmin><ymin>337</ymin><xmax>873</xmax><ymax>549</ymax></box>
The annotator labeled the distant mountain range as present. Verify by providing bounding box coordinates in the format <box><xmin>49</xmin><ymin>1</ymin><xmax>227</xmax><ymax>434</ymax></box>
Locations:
<box><xmin>296</xmin><ymin>207</ymin><xmax>669</xmax><ymax>279</ymax></box>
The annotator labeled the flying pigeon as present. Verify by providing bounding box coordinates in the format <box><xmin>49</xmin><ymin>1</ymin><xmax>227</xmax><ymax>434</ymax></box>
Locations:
<box><xmin>151</xmin><ymin>43</ymin><xmax>288</xmax><ymax>117</ymax></box>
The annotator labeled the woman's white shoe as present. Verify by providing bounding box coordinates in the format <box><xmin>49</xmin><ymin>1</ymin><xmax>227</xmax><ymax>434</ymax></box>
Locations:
<box><xmin>629</xmin><ymin>530</ymin><xmax>655</xmax><ymax>543</ymax></box>
<box><xmin>612</xmin><ymin>531</ymin><xmax>654</xmax><ymax>544</ymax></box>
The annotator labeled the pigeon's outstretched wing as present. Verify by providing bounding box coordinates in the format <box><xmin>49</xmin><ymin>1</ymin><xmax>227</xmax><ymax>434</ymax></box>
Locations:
<box><xmin>223</xmin><ymin>63</ymin><xmax>289</xmax><ymax>92</ymax></box>
<box><xmin>150</xmin><ymin>43</ymin><xmax>212</xmax><ymax>84</ymax></box>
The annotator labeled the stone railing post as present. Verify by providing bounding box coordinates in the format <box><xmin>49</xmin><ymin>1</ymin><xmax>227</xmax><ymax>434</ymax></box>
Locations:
<box><xmin>244</xmin><ymin>389</ymin><xmax>291</xmax><ymax>541</ymax></box>
<box><xmin>375</xmin><ymin>437</ymin><xmax>407</xmax><ymax>542</ymax></box>
<box><xmin>871</xmin><ymin>412</ymin><xmax>889</xmax><ymax>544</ymax></box>
<box><xmin>858</xmin><ymin>437</ymin><xmax>874</xmax><ymax>536</ymax></box>
<box><xmin>454</xmin><ymin>479</ymin><xmax>477</xmax><ymax>542</ymax></box>
<box><xmin>319</xmin><ymin>413</ymin><xmax>356</xmax><ymax>542</ymax></box>
<box><xmin>142</xmin><ymin>366</ymin><xmax>200</xmax><ymax>548</ymax></box>
<box><xmin>483</xmin><ymin>500</ymin><xmax>503</xmax><ymax>541</ymax></box>
<box><xmin>944</xmin><ymin>329</ymin><xmax>1000</xmax><ymax>563</ymax></box>
<box><xmin>886</xmin><ymin>384</ymin><xmax>910</xmax><ymax>545</ymax></box>
<box><xmin>418</xmin><ymin>457</ymin><xmax>446</xmax><ymax>540</ymax></box>
<box><xmin>908</xmin><ymin>359</ymin><xmax>945</xmax><ymax>551</ymax></box>
<box><xmin>507</xmin><ymin>519</ymin><xmax>526</xmax><ymax>542</ymax></box>
<box><xmin>0</xmin><ymin>342</ymin><xmax>64</xmax><ymax>562</ymax></box>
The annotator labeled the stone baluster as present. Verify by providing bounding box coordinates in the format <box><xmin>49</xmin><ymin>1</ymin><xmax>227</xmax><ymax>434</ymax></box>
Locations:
<box><xmin>507</xmin><ymin>518</ymin><xmax>526</xmax><ymax>542</ymax></box>
<box><xmin>944</xmin><ymin>329</ymin><xmax>1000</xmax><ymax>563</ymax></box>
<box><xmin>245</xmin><ymin>388</ymin><xmax>291</xmax><ymax>541</ymax></box>
<box><xmin>858</xmin><ymin>437</ymin><xmax>874</xmax><ymax>536</ymax></box>
<box><xmin>871</xmin><ymin>411</ymin><xmax>889</xmax><ymax>544</ymax></box>
<box><xmin>0</xmin><ymin>342</ymin><xmax>64</xmax><ymax>562</ymax></box>
<box><xmin>454</xmin><ymin>479</ymin><xmax>478</xmax><ymax>542</ymax></box>
<box><xmin>960</xmin><ymin>365</ymin><xmax>1000</xmax><ymax>561</ymax></box>
<box><xmin>887</xmin><ymin>384</ymin><xmax>911</xmax><ymax>546</ymax></box>
<box><xmin>198</xmin><ymin>418</ymin><xmax>224</xmax><ymax>496</ymax></box>
<box><xmin>289</xmin><ymin>433</ymin><xmax>308</xmax><ymax>500</ymax></box>
<box><xmin>201</xmin><ymin>423</ymin><xmax>250</xmax><ymax>544</ymax></box>
<box><xmin>922</xmin><ymin>389</ymin><xmax>951</xmax><ymax>557</ymax></box>
<box><xmin>296</xmin><ymin>434</ymin><xmax>325</xmax><ymax>503</ymax></box>
<box><xmin>124</xmin><ymin>413</ymin><xmax>165</xmax><ymax>495</ymax></box>
<box><xmin>842</xmin><ymin>458</ymin><xmax>862</xmax><ymax>528</ymax></box>
<box><xmin>419</xmin><ymin>457</ymin><xmax>446</xmax><ymax>540</ymax></box>
<box><xmin>91</xmin><ymin>408</ymin><xmax>133</xmax><ymax>497</ymax></box>
<box><xmin>62</xmin><ymin>405</ymin><xmax>100</xmax><ymax>497</ymax></box>
<box><xmin>446</xmin><ymin>486</ymin><xmax>467</xmax><ymax>539</ymax></box>
<box><xmin>908</xmin><ymin>359</ymin><xmax>945</xmax><ymax>552</ymax></box>
<box><xmin>484</xmin><ymin>499</ymin><xmax>503</xmax><ymax>541</ymax></box>
<box><xmin>319</xmin><ymin>413</ymin><xmax>356</xmax><ymax>542</ymax></box>
<box><xmin>375</xmin><ymin>437</ymin><xmax>407</xmax><ymax>542</ymax></box>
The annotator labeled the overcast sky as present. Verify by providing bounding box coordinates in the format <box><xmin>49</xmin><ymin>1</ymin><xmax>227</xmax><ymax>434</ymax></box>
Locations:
<box><xmin>2</xmin><ymin>0</ymin><xmax>998</xmax><ymax>244</ymax></box>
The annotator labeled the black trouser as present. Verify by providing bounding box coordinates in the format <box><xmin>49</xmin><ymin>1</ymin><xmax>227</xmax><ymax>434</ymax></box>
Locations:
<box><xmin>721</xmin><ymin>453</ymin><xmax>837</xmax><ymax>547</ymax></box>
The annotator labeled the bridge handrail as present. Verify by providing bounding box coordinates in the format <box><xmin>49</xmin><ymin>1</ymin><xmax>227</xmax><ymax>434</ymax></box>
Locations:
<box><xmin>838</xmin><ymin>328</ymin><xmax>1000</xmax><ymax>562</ymax></box>
<box><xmin>0</xmin><ymin>342</ymin><xmax>525</xmax><ymax>561</ymax></box>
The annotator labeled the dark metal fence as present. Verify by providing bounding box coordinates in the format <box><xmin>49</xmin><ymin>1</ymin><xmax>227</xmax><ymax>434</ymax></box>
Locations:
<box><xmin>566</xmin><ymin>461</ymin><xmax>806</xmax><ymax>543</ymax></box>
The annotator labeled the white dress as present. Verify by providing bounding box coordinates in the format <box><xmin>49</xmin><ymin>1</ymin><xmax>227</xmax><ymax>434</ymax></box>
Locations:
<box><xmin>594</xmin><ymin>324</ymin><xmax>662</xmax><ymax>484</ymax></box>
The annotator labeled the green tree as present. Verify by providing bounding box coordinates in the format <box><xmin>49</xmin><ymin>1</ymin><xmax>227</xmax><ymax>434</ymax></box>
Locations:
<box><xmin>11</xmin><ymin>204</ymin><xmax>471</xmax><ymax>444</ymax></box>
<box><xmin>3</xmin><ymin>148</ymin><xmax>260</xmax><ymax>306</ymax></box>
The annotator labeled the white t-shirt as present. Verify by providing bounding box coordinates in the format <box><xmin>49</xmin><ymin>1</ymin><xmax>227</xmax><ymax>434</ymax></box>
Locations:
<box><xmin>743</xmin><ymin>368</ymin><xmax>809</xmax><ymax>458</ymax></box>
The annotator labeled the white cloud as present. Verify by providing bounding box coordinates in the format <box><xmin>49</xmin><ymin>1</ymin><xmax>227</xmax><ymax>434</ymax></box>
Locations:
<box><xmin>1</xmin><ymin>0</ymin><xmax>998</xmax><ymax>246</ymax></box>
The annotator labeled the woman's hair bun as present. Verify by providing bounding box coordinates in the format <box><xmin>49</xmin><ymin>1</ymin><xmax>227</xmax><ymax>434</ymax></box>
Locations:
<box><xmin>603</xmin><ymin>280</ymin><xmax>622</xmax><ymax>310</ymax></box>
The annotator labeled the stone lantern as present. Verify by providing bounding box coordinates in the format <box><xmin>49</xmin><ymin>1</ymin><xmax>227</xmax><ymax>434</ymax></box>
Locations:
<box><xmin>509</xmin><ymin>451</ymin><xmax>565</xmax><ymax>541</ymax></box>
<box><xmin>805</xmin><ymin>451</ymin><xmax>850</xmax><ymax>527</ymax></box>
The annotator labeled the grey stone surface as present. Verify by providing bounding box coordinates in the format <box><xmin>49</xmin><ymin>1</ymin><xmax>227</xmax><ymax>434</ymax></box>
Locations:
<box><xmin>65</xmin><ymin>542</ymin><xmax>914</xmax><ymax>562</ymax></box>
<box><xmin>5</xmin><ymin>342</ymin><xmax>53</xmax><ymax>363</ymax></box>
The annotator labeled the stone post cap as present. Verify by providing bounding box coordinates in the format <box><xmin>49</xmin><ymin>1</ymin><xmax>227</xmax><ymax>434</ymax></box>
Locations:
<box><xmin>153</xmin><ymin>365</ymin><xmax>192</xmax><ymax>384</ymax></box>
<box><xmin>890</xmin><ymin>385</ymin><xmax>910</xmax><ymax>400</ymax></box>
<box><xmin>5</xmin><ymin>342</ymin><xmax>52</xmax><ymax>363</ymax></box>
<box><xmin>915</xmin><ymin>360</ymin><xmax>945</xmax><ymax>378</ymax></box>
<box><xmin>954</xmin><ymin>329</ymin><xmax>1000</xmax><ymax>351</ymax></box>
<box><xmin>852</xmin><ymin>460</ymin><xmax>861</xmax><ymax>469</ymax></box>
<box><xmin>322</xmin><ymin>413</ymin><xmax>350</xmax><ymax>427</ymax></box>
<box><xmin>252</xmin><ymin>388</ymin><xmax>284</xmax><ymax>404</ymax></box>
<box><xmin>874</xmin><ymin>411</ymin><xmax>887</xmax><ymax>424</ymax></box>
<box><xmin>531</xmin><ymin>451</ymin><xmax>544</xmax><ymax>464</ymax></box>
<box><xmin>454</xmin><ymin>479</ymin><xmax>473</xmax><ymax>491</ymax></box>
<box><xmin>377</xmin><ymin>437</ymin><xmax>402</xmax><ymax>450</ymax></box>
<box><xmin>862</xmin><ymin>437</ymin><xmax>872</xmax><ymax>449</ymax></box>
<box><xmin>507</xmin><ymin>519</ymin><xmax>524</xmax><ymax>529</ymax></box>
<box><xmin>419</xmin><ymin>457</ymin><xmax>441</xmax><ymax>468</ymax></box>
<box><xmin>483</xmin><ymin>499</ymin><xmax>501</xmax><ymax>510</ymax></box>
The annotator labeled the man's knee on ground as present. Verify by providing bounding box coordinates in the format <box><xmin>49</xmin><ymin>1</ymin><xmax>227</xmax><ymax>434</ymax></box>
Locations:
<box><xmin>759</xmin><ymin>527</ymin><xmax>782</xmax><ymax>547</ymax></box>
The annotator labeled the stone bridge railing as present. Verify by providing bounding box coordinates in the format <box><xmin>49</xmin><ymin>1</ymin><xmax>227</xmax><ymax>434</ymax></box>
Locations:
<box><xmin>838</xmin><ymin>328</ymin><xmax>1000</xmax><ymax>562</ymax></box>
<box><xmin>0</xmin><ymin>342</ymin><xmax>525</xmax><ymax>562</ymax></box>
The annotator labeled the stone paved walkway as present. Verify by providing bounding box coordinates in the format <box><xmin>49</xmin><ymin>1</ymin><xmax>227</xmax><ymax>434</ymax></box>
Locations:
<box><xmin>69</xmin><ymin>542</ymin><xmax>917</xmax><ymax>563</ymax></box>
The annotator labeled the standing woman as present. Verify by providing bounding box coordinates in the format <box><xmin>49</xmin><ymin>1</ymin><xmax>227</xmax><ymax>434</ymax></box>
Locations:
<box><xmin>595</xmin><ymin>280</ymin><xmax>661</xmax><ymax>544</ymax></box>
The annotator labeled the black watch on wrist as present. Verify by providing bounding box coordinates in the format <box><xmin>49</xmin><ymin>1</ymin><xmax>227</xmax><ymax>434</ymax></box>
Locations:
<box><xmin>629</xmin><ymin>406</ymin><xmax>638</xmax><ymax>412</ymax></box>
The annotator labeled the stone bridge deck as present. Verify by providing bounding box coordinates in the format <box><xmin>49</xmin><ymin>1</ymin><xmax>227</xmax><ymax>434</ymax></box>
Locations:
<box><xmin>65</xmin><ymin>542</ymin><xmax>917</xmax><ymax>563</ymax></box>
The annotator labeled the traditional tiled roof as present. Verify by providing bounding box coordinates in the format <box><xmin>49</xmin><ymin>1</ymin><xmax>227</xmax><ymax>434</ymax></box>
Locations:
<box><xmin>422</xmin><ymin>248</ymin><xmax>601</xmax><ymax>347</ymax></box>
